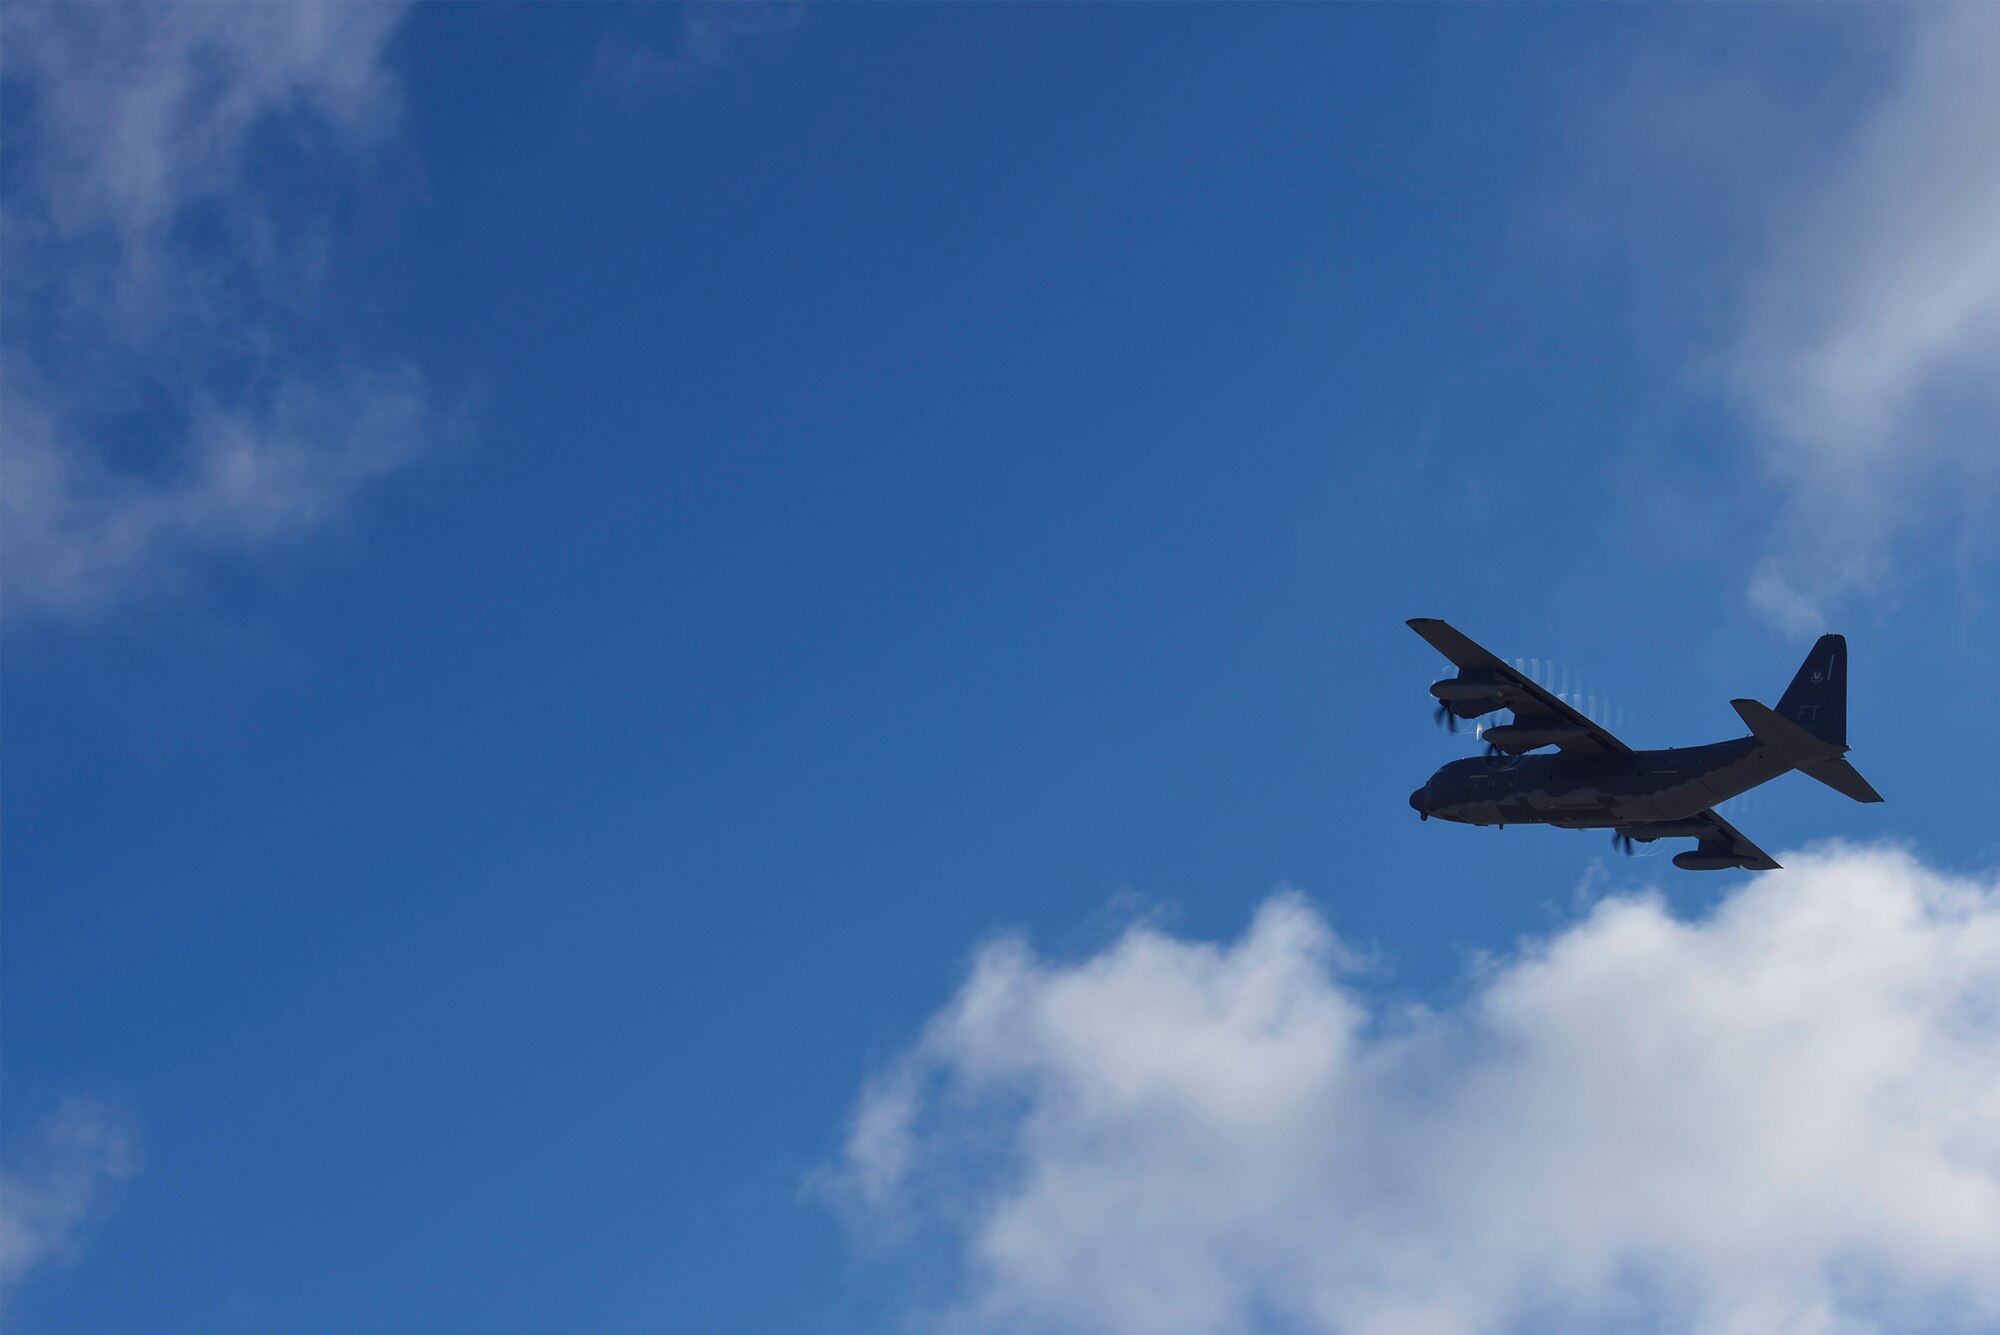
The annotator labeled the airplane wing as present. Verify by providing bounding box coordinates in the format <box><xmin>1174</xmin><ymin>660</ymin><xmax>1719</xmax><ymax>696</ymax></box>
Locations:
<box><xmin>1407</xmin><ymin>617</ymin><xmax>1634</xmax><ymax>755</ymax></box>
<box><xmin>1683</xmin><ymin>808</ymin><xmax>1782</xmax><ymax>871</ymax></box>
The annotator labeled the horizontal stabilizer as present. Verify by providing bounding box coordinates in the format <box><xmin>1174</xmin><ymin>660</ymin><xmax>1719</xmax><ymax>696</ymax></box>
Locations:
<box><xmin>1732</xmin><ymin>698</ymin><xmax>1883</xmax><ymax>803</ymax></box>
<box><xmin>1800</xmin><ymin>757</ymin><xmax>1885</xmax><ymax>804</ymax></box>
<box><xmin>1731</xmin><ymin>698</ymin><xmax>1840</xmax><ymax>763</ymax></box>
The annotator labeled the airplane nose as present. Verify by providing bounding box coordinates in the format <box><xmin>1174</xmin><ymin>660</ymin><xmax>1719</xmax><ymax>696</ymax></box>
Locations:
<box><xmin>1409</xmin><ymin>787</ymin><xmax>1428</xmax><ymax>813</ymax></box>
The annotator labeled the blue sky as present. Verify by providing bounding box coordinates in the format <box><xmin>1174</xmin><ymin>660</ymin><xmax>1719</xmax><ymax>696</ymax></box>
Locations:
<box><xmin>5</xmin><ymin>6</ymin><xmax>2000</xmax><ymax>1333</ymax></box>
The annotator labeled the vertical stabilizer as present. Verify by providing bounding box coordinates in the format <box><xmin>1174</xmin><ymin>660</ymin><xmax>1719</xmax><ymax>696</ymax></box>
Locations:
<box><xmin>1774</xmin><ymin>634</ymin><xmax>1846</xmax><ymax>747</ymax></box>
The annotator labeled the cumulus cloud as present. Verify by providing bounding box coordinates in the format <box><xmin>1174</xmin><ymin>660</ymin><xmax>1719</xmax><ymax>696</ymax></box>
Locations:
<box><xmin>827</xmin><ymin>846</ymin><xmax>2000</xmax><ymax>1335</ymax></box>
<box><xmin>1729</xmin><ymin>5</ymin><xmax>2000</xmax><ymax>630</ymax></box>
<box><xmin>0</xmin><ymin>1099</ymin><xmax>140</xmax><ymax>1301</ymax></box>
<box><xmin>0</xmin><ymin>2</ymin><xmax>431</xmax><ymax>626</ymax></box>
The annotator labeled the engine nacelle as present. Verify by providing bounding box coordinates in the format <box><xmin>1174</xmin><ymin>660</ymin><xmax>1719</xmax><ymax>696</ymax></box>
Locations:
<box><xmin>1430</xmin><ymin>674</ymin><xmax>1514</xmax><ymax>705</ymax></box>
<box><xmin>1673</xmin><ymin>847</ymin><xmax>1757</xmax><ymax>871</ymax></box>
<box><xmin>1480</xmin><ymin>723</ymin><xmax>1586</xmax><ymax>754</ymax></box>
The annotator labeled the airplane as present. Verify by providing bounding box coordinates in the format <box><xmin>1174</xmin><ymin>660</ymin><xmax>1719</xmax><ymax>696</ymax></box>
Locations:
<box><xmin>1405</xmin><ymin>618</ymin><xmax>1883</xmax><ymax>870</ymax></box>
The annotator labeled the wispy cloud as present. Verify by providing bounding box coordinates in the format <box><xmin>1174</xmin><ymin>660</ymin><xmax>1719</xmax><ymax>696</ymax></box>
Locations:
<box><xmin>0</xmin><ymin>2</ymin><xmax>435</xmax><ymax>627</ymax></box>
<box><xmin>0</xmin><ymin>1099</ymin><xmax>140</xmax><ymax>1302</ymax></box>
<box><xmin>1728</xmin><ymin>6</ymin><xmax>2000</xmax><ymax>630</ymax></box>
<box><xmin>588</xmin><ymin>2</ymin><xmax>803</xmax><ymax>95</ymax></box>
<box><xmin>827</xmin><ymin>846</ymin><xmax>2000</xmax><ymax>1334</ymax></box>
<box><xmin>2</xmin><ymin>369</ymin><xmax>429</xmax><ymax>621</ymax></box>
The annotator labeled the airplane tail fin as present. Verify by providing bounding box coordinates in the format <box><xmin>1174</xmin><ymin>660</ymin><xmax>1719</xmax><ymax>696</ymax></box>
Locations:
<box><xmin>1733</xmin><ymin>634</ymin><xmax>1884</xmax><ymax>805</ymax></box>
<box><xmin>1775</xmin><ymin>634</ymin><xmax>1847</xmax><ymax>746</ymax></box>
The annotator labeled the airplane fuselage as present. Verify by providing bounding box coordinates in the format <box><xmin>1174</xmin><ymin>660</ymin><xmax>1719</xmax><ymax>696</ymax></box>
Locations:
<box><xmin>1409</xmin><ymin>736</ymin><xmax>1785</xmax><ymax>830</ymax></box>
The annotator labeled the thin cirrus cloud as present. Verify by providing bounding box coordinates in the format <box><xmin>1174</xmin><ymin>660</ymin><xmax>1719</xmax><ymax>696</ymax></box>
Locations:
<box><xmin>826</xmin><ymin>845</ymin><xmax>2000</xmax><ymax>1335</ymax></box>
<box><xmin>1728</xmin><ymin>5</ymin><xmax>2000</xmax><ymax>631</ymax></box>
<box><xmin>588</xmin><ymin>1</ymin><xmax>803</xmax><ymax>95</ymax></box>
<box><xmin>0</xmin><ymin>2</ymin><xmax>435</xmax><ymax>627</ymax></box>
<box><xmin>0</xmin><ymin>1099</ymin><xmax>139</xmax><ymax>1303</ymax></box>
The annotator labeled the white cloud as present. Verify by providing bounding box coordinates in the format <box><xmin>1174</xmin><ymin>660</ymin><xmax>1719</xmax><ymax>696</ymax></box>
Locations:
<box><xmin>0</xmin><ymin>2</ymin><xmax>429</xmax><ymax>626</ymax></box>
<box><xmin>0</xmin><ymin>1099</ymin><xmax>140</xmax><ymax>1301</ymax></box>
<box><xmin>4</xmin><ymin>3</ymin><xmax>401</xmax><ymax>264</ymax></box>
<box><xmin>828</xmin><ymin>846</ymin><xmax>2000</xmax><ymax>1335</ymax></box>
<box><xmin>1729</xmin><ymin>5</ymin><xmax>2000</xmax><ymax>629</ymax></box>
<box><xmin>1</xmin><ymin>368</ymin><xmax>429</xmax><ymax>621</ymax></box>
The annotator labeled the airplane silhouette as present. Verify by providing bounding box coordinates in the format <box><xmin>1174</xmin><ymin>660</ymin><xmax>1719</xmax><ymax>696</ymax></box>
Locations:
<box><xmin>1407</xmin><ymin>619</ymin><xmax>1882</xmax><ymax>870</ymax></box>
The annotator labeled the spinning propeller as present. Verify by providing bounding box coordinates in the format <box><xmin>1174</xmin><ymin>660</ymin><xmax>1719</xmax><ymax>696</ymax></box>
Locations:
<box><xmin>1479</xmin><ymin>727</ymin><xmax>1525</xmax><ymax>771</ymax></box>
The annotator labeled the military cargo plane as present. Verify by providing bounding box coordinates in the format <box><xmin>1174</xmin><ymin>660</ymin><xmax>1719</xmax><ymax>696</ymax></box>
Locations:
<box><xmin>1406</xmin><ymin>618</ymin><xmax>1882</xmax><ymax>870</ymax></box>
